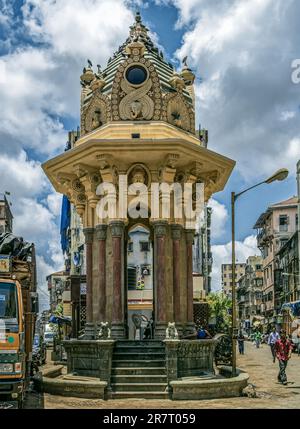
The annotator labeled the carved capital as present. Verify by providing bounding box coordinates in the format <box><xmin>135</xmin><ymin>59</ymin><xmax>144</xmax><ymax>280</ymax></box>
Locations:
<box><xmin>171</xmin><ymin>224</ymin><xmax>183</xmax><ymax>240</ymax></box>
<box><xmin>152</xmin><ymin>220</ymin><xmax>168</xmax><ymax>237</ymax></box>
<box><xmin>165</xmin><ymin>153</ymin><xmax>180</xmax><ymax>169</ymax></box>
<box><xmin>185</xmin><ymin>229</ymin><xmax>195</xmax><ymax>244</ymax></box>
<box><xmin>83</xmin><ymin>227</ymin><xmax>95</xmax><ymax>244</ymax></box>
<box><xmin>95</xmin><ymin>224</ymin><xmax>108</xmax><ymax>240</ymax></box>
<box><xmin>109</xmin><ymin>220</ymin><xmax>125</xmax><ymax>238</ymax></box>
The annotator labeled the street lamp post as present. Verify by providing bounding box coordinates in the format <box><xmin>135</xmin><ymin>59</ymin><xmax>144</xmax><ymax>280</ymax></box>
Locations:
<box><xmin>231</xmin><ymin>168</ymin><xmax>289</xmax><ymax>377</ymax></box>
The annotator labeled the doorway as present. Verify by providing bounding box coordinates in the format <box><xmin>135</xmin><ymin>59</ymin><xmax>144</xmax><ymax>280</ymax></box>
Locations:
<box><xmin>126</xmin><ymin>224</ymin><xmax>154</xmax><ymax>340</ymax></box>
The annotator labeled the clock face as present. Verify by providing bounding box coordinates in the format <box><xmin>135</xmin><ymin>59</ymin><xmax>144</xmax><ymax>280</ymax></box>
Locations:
<box><xmin>126</xmin><ymin>65</ymin><xmax>147</xmax><ymax>85</ymax></box>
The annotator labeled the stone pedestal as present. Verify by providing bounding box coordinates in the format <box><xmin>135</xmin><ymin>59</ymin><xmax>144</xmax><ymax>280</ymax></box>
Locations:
<box><xmin>164</xmin><ymin>339</ymin><xmax>180</xmax><ymax>386</ymax></box>
<box><xmin>64</xmin><ymin>339</ymin><xmax>115</xmax><ymax>389</ymax></box>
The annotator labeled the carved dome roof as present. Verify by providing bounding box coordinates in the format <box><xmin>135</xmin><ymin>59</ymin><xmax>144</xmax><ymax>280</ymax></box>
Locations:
<box><xmin>80</xmin><ymin>12</ymin><xmax>195</xmax><ymax>136</ymax></box>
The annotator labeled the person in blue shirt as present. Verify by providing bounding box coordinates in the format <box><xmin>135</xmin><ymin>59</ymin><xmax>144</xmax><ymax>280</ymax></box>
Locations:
<box><xmin>197</xmin><ymin>325</ymin><xmax>212</xmax><ymax>339</ymax></box>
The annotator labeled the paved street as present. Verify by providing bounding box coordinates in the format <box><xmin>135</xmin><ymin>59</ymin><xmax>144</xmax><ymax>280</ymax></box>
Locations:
<box><xmin>25</xmin><ymin>341</ymin><xmax>300</xmax><ymax>409</ymax></box>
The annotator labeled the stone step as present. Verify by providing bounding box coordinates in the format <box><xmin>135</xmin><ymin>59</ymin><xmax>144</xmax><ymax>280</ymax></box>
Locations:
<box><xmin>112</xmin><ymin>359</ymin><xmax>165</xmax><ymax>368</ymax></box>
<box><xmin>111</xmin><ymin>367</ymin><xmax>166</xmax><ymax>376</ymax></box>
<box><xmin>116</xmin><ymin>340</ymin><xmax>163</xmax><ymax>347</ymax></box>
<box><xmin>111</xmin><ymin>383</ymin><xmax>168</xmax><ymax>392</ymax></box>
<box><xmin>110</xmin><ymin>391</ymin><xmax>170</xmax><ymax>400</ymax></box>
<box><xmin>114</xmin><ymin>346</ymin><xmax>165</xmax><ymax>354</ymax></box>
<box><xmin>111</xmin><ymin>374</ymin><xmax>167</xmax><ymax>384</ymax></box>
<box><xmin>113</xmin><ymin>352</ymin><xmax>166</xmax><ymax>361</ymax></box>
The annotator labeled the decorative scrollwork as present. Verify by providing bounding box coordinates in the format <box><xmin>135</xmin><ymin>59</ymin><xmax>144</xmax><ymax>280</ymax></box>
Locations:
<box><xmin>81</xmin><ymin>91</ymin><xmax>111</xmax><ymax>135</ymax></box>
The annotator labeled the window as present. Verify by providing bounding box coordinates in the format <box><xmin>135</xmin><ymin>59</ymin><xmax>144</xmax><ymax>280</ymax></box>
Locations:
<box><xmin>256</xmin><ymin>264</ymin><xmax>262</xmax><ymax>270</ymax></box>
<box><xmin>140</xmin><ymin>241</ymin><xmax>150</xmax><ymax>252</ymax></box>
<box><xmin>128</xmin><ymin>242</ymin><xmax>133</xmax><ymax>252</ymax></box>
<box><xmin>127</xmin><ymin>267</ymin><xmax>137</xmax><ymax>290</ymax></box>
<box><xmin>279</xmin><ymin>215</ymin><xmax>288</xmax><ymax>232</ymax></box>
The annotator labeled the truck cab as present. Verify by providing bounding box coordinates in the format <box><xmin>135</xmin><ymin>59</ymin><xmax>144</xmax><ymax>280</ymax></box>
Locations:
<box><xmin>0</xmin><ymin>279</ymin><xmax>26</xmax><ymax>408</ymax></box>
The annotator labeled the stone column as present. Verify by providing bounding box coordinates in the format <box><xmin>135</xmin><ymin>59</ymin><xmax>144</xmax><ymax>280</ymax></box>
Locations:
<box><xmin>185</xmin><ymin>229</ymin><xmax>196</xmax><ymax>335</ymax></box>
<box><xmin>171</xmin><ymin>224</ymin><xmax>183</xmax><ymax>337</ymax></box>
<box><xmin>83</xmin><ymin>227</ymin><xmax>95</xmax><ymax>338</ymax></box>
<box><xmin>153</xmin><ymin>220</ymin><xmax>168</xmax><ymax>338</ymax></box>
<box><xmin>110</xmin><ymin>220</ymin><xmax>126</xmax><ymax>339</ymax></box>
<box><xmin>95</xmin><ymin>224</ymin><xmax>107</xmax><ymax>323</ymax></box>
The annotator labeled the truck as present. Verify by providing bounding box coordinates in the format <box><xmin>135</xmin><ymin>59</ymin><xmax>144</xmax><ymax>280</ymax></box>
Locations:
<box><xmin>0</xmin><ymin>233</ymin><xmax>38</xmax><ymax>408</ymax></box>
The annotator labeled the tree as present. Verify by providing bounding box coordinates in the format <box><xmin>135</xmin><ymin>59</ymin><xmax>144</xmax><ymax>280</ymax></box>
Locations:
<box><xmin>207</xmin><ymin>292</ymin><xmax>232</xmax><ymax>333</ymax></box>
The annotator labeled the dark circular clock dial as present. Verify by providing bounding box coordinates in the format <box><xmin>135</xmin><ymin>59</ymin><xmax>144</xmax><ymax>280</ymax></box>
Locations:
<box><xmin>126</xmin><ymin>65</ymin><xmax>147</xmax><ymax>85</ymax></box>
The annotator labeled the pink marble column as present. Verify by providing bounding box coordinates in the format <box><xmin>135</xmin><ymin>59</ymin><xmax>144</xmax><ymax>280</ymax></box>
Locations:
<box><xmin>185</xmin><ymin>229</ymin><xmax>196</xmax><ymax>335</ymax></box>
<box><xmin>95</xmin><ymin>224</ymin><xmax>107</xmax><ymax>323</ymax></box>
<box><xmin>83</xmin><ymin>227</ymin><xmax>94</xmax><ymax>331</ymax></box>
<box><xmin>171</xmin><ymin>224</ymin><xmax>183</xmax><ymax>336</ymax></box>
<box><xmin>153</xmin><ymin>221</ymin><xmax>168</xmax><ymax>338</ymax></box>
<box><xmin>110</xmin><ymin>220</ymin><xmax>125</xmax><ymax>339</ymax></box>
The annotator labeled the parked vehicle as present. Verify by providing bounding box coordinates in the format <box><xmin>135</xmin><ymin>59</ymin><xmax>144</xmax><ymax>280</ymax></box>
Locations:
<box><xmin>32</xmin><ymin>334</ymin><xmax>46</xmax><ymax>366</ymax></box>
<box><xmin>0</xmin><ymin>234</ymin><xmax>38</xmax><ymax>408</ymax></box>
<box><xmin>44</xmin><ymin>331</ymin><xmax>55</xmax><ymax>347</ymax></box>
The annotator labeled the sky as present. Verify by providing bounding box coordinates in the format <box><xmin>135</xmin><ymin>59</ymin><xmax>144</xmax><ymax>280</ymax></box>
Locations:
<box><xmin>0</xmin><ymin>0</ymin><xmax>300</xmax><ymax>309</ymax></box>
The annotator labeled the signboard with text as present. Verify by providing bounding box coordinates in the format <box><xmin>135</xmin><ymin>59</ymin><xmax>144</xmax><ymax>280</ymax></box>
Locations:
<box><xmin>0</xmin><ymin>255</ymin><xmax>11</xmax><ymax>273</ymax></box>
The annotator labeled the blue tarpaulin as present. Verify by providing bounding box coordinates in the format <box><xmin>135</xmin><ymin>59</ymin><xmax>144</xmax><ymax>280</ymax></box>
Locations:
<box><xmin>60</xmin><ymin>195</ymin><xmax>70</xmax><ymax>254</ymax></box>
<box><xmin>281</xmin><ymin>301</ymin><xmax>300</xmax><ymax>318</ymax></box>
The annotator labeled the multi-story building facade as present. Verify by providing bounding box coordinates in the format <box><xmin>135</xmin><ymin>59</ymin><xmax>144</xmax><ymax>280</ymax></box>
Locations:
<box><xmin>0</xmin><ymin>193</ymin><xmax>13</xmax><ymax>233</ymax></box>
<box><xmin>222</xmin><ymin>263</ymin><xmax>246</xmax><ymax>298</ymax></box>
<box><xmin>236</xmin><ymin>256</ymin><xmax>264</xmax><ymax>331</ymax></box>
<box><xmin>193</xmin><ymin>205</ymin><xmax>212</xmax><ymax>300</ymax></box>
<box><xmin>254</xmin><ymin>196</ymin><xmax>298</xmax><ymax>326</ymax></box>
<box><xmin>275</xmin><ymin>231</ymin><xmax>299</xmax><ymax>305</ymax></box>
<box><xmin>47</xmin><ymin>270</ymin><xmax>70</xmax><ymax>315</ymax></box>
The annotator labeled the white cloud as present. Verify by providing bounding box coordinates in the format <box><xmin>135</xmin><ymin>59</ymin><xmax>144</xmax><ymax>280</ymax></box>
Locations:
<box><xmin>0</xmin><ymin>150</ymin><xmax>48</xmax><ymax>198</ymax></box>
<box><xmin>211</xmin><ymin>235</ymin><xmax>260</xmax><ymax>291</ymax></box>
<box><xmin>209</xmin><ymin>198</ymin><xmax>228</xmax><ymax>240</ymax></box>
<box><xmin>46</xmin><ymin>193</ymin><xmax>62</xmax><ymax>217</ymax></box>
<box><xmin>169</xmin><ymin>0</ymin><xmax>300</xmax><ymax>181</ymax></box>
<box><xmin>22</xmin><ymin>0</ymin><xmax>133</xmax><ymax>61</ymax></box>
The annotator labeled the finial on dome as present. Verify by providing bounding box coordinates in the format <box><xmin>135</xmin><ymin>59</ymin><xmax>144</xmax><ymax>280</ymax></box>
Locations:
<box><xmin>135</xmin><ymin>11</ymin><xmax>141</xmax><ymax>23</ymax></box>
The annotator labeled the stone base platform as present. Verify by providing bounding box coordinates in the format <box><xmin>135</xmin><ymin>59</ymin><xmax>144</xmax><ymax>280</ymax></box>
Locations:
<box><xmin>170</xmin><ymin>366</ymin><xmax>249</xmax><ymax>400</ymax></box>
<box><xmin>33</xmin><ymin>366</ymin><xmax>107</xmax><ymax>399</ymax></box>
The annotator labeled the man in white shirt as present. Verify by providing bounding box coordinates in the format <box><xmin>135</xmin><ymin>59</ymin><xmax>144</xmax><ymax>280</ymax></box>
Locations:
<box><xmin>268</xmin><ymin>327</ymin><xmax>280</xmax><ymax>363</ymax></box>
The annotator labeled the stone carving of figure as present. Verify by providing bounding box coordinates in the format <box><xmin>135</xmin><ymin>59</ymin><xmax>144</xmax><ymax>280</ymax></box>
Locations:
<box><xmin>166</xmin><ymin>322</ymin><xmax>179</xmax><ymax>339</ymax></box>
<box><xmin>130</xmin><ymin>100</ymin><xmax>143</xmax><ymax>119</ymax></box>
<box><xmin>91</xmin><ymin>109</ymin><xmax>102</xmax><ymax>130</ymax></box>
<box><xmin>131</xmin><ymin>166</ymin><xmax>146</xmax><ymax>184</ymax></box>
<box><xmin>98</xmin><ymin>322</ymin><xmax>111</xmax><ymax>339</ymax></box>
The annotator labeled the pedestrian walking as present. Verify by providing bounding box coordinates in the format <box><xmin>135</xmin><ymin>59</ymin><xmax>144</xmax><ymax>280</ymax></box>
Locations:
<box><xmin>237</xmin><ymin>331</ymin><xmax>245</xmax><ymax>355</ymax></box>
<box><xmin>254</xmin><ymin>331</ymin><xmax>262</xmax><ymax>348</ymax></box>
<box><xmin>268</xmin><ymin>326</ymin><xmax>280</xmax><ymax>363</ymax></box>
<box><xmin>274</xmin><ymin>330</ymin><xmax>293</xmax><ymax>385</ymax></box>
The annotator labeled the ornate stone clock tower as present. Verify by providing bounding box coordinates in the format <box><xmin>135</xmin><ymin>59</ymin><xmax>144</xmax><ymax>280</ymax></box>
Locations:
<box><xmin>43</xmin><ymin>12</ymin><xmax>235</xmax><ymax>341</ymax></box>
